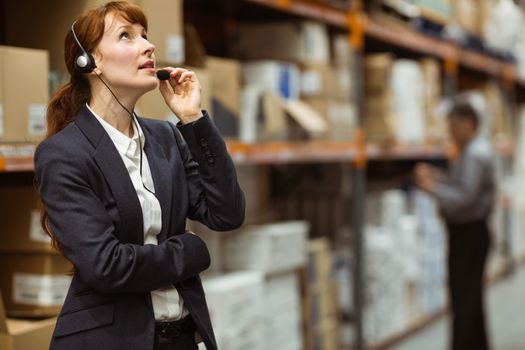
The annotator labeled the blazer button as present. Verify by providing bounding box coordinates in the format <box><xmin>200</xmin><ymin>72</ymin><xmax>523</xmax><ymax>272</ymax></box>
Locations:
<box><xmin>207</xmin><ymin>157</ymin><xmax>215</xmax><ymax>164</ymax></box>
<box><xmin>199</xmin><ymin>138</ymin><xmax>208</xmax><ymax>147</ymax></box>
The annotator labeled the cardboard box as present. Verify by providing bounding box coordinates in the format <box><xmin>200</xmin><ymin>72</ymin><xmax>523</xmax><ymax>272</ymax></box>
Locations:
<box><xmin>4</xmin><ymin>0</ymin><xmax>178</xmax><ymax>71</ymax></box>
<box><xmin>0</xmin><ymin>253</ymin><xmax>72</xmax><ymax>317</ymax></box>
<box><xmin>0</xmin><ymin>186</ymin><xmax>54</xmax><ymax>253</ymax></box>
<box><xmin>206</xmin><ymin>56</ymin><xmax>241</xmax><ymax>138</ymax></box>
<box><xmin>202</xmin><ymin>271</ymin><xmax>264</xmax><ymax>330</ymax></box>
<box><xmin>0</xmin><ymin>46</ymin><xmax>49</xmax><ymax>143</ymax></box>
<box><xmin>136</xmin><ymin>66</ymin><xmax>212</xmax><ymax>122</ymax></box>
<box><xmin>307</xmin><ymin>238</ymin><xmax>332</xmax><ymax>284</ymax></box>
<box><xmin>305</xmin><ymin>318</ymin><xmax>340</xmax><ymax>350</ymax></box>
<box><xmin>225</xmin><ymin>221</ymin><xmax>308</xmax><ymax>274</ymax></box>
<box><xmin>243</xmin><ymin>60</ymin><xmax>301</xmax><ymax>100</ymax></box>
<box><xmin>140</xmin><ymin>0</ymin><xmax>184</xmax><ymax>64</ymax></box>
<box><xmin>453</xmin><ymin>0</ymin><xmax>484</xmax><ymax>36</ymax></box>
<box><xmin>332</xmin><ymin>34</ymin><xmax>353</xmax><ymax>67</ymax></box>
<box><xmin>207</xmin><ymin>56</ymin><xmax>241</xmax><ymax>115</ymax></box>
<box><xmin>303</xmin><ymin>98</ymin><xmax>356</xmax><ymax>141</ymax></box>
<box><xmin>234</xmin><ymin>21</ymin><xmax>330</xmax><ymax>64</ymax></box>
<box><xmin>300</xmin><ymin>64</ymin><xmax>336</xmax><ymax>98</ymax></box>
<box><xmin>304</xmin><ymin>280</ymin><xmax>339</xmax><ymax>328</ymax></box>
<box><xmin>213</xmin><ymin>324</ymin><xmax>265</xmax><ymax>350</ymax></box>
<box><xmin>0</xmin><ymin>292</ymin><xmax>56</xmax><ymax>350</ymax></box>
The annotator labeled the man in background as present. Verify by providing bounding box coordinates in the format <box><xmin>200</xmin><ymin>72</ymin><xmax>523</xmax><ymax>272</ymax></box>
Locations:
<box><xmin>415</xmin><ymin>98</ymin><xmax>495</xmax><ymax>350</ymax></box>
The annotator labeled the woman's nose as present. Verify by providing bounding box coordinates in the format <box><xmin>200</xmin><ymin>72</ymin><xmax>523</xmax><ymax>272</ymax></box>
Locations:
<box><xmin>143</xmin><ymin>38</ymin><xmax>155</xmax><ymax>55</ymax></box>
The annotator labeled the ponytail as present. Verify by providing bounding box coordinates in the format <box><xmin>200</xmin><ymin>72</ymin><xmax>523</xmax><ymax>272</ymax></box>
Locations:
<box><xmin>45</xmin><ymin>76</ymin><xmax>90</xmax><ymax>139</ymax></box>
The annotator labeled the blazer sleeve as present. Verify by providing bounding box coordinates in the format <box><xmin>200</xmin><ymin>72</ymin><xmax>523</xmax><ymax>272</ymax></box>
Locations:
<box><xmin>172</xmin><ymin>112</ymin><xmax>245</xmax><ymax>231</ymax></box>
<box><xmin>34</xmin><ymin>140</ymin><xmax>210</xmax><ymax>294</ymax></box>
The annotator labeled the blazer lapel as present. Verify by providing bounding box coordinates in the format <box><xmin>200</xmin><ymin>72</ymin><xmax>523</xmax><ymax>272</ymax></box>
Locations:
<box><xmin>75</xmin><ymin>105</ymin><xmax>144</xmax><ymax>244</ymax></box>
<box><xmin>140</xmin><ymin>122</ymin><xmax>173</xmax><ymax>243</ymax></box>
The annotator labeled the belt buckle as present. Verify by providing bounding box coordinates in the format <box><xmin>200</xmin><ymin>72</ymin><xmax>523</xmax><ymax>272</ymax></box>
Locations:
<box><xmin>158</xmin><ymin>321</ymin><xmax>181</xmax><ymax>338</ymax></box>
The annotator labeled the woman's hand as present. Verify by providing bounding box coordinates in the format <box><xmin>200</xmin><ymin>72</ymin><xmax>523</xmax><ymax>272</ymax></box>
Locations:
<box><xmin>158</xmin><ymin>67</ymin><xmax>202</xmax><ymax>124</ymax></box>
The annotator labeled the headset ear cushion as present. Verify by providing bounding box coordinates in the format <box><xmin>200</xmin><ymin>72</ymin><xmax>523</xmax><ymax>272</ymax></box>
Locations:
<box><xmin>75</xmin><ymin>52</ymin><xmax>96</xmax><ymax>73</ymax></box>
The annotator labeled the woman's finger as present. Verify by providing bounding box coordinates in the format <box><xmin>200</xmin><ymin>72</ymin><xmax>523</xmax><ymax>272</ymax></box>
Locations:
<box><xmin>178</xmin><ymin>71</ymin><xmax>195</xmax><ymax>83</ymax></box>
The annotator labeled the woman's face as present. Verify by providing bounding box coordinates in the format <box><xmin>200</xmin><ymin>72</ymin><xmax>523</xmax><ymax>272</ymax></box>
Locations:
<box><xmin>92</xmin><ymin>13</ymin><xmax>157</xmax><ymax>95</ymax></box>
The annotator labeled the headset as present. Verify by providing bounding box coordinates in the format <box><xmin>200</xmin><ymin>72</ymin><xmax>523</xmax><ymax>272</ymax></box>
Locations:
<box><xmin>70</xmin><ymin>20</ymin><xmax>166</xmax><ymax>195</ymax></box>
<box><xmin>71</xmin><ymin>21</ymin><xmax>97</xmax><ymax>74</ymax></box>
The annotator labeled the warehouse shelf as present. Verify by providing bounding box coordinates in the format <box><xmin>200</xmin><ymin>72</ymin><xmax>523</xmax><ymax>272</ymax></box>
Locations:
<box><xmin>244</xmin><ymin>0</ymin><xmax>520</xmax><ymax>82</ymax></box>
<box><xmin>227</xmin><ymin>140</ymin><xmax>357</xmax><ymax>164</ymax></box>
<box><xmin>227</xmin><ymin>141</ymin><xmax>447</xmax><ymax>164</ymax></box>
<box><xmin>0</xmin><ymin>144</ymin><xmax>36</xmax><ymax>172</ymax></box>
<box><xmin>245</xmin><ymin>0</ymin><xmax>348</xmax><ymax>27</ymax></box>
<box><xmin>367</xmin><ymin>143</ymin><xmax>447</xmax><ymax>161</ymax></box>
<box><xmin>365</xmin><ymin>18</ymin><xmax>455</xmax><ymax>59</ymax></box>
<box><xmin>0</xmin><ymin>142</ymin><xmax>448</xmax><ymax>171</ymax></box>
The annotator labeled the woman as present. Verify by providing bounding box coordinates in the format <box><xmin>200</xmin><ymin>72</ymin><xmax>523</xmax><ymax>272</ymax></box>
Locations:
<box><xmin>34</xmin><ymin>2</ymin><xmax>245</xmax><ymax>350</ymax></box>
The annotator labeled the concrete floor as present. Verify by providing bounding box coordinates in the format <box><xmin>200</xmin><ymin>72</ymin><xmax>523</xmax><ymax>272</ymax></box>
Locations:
<box><xmin>390</xmin><ymin>266</ymin><xmax>525</xmax><ymax>350</ymax></box>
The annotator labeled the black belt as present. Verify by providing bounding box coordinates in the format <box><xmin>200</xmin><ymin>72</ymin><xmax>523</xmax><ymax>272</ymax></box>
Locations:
<box><xmin>155</xmin><ymin>316</ymin><xmax>196</xmax><ymax>338</ymax></box>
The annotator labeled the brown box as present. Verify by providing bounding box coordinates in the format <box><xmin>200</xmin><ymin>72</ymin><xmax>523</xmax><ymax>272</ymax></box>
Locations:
<box><xmin>136</xmin><ymin>66</ymin><xmax>212</xmax><ymax>121</ymax></box>
<box><xmin>303</xmin><ymin>280</ymin><xmax>339</xmax><ymax>328</ymax></box>
<box><xmin>234</xmin><ymin>21</ymin><xmax>330</xmax><ymax>64</ymax></box>
<box><xmin>0</xmin><ymin>292</ymin><xmax>56</xmax><ymax>350</ymax></box>
<box><xmin>0</xmin><ymin>186</ymin><xmax>54</xmax><ymax>253</ymax></box>
<box><xmin>140</xmin><ymin>0</ymin><xmax>184</xmax><ymax>64</ymax></box>
<box><xmin>207</xmin><ymin>56</ymin><xmax>241</xmax><ymax>116</ymax></box>
<box><xmin>300</xmin><ymin>64</ymin><xmax>336</xmax><ymax>98</ymax></box>
<box><xmin>0</xmin><ymin>46</ymin><xmax>49</xmax><ymax>143</ymax></box>
<box><xmin>4</xmin><ymin>0</ymin><xmax>134</xmax><ymax>71</ymax></box>
<box><xmin>0</xmin><ymin>253</ymin><xmax>72</xmax><ymax>318</ymax></box>
<box><xmin>453</xmin><ymin>0</ymin><xmax>485</xmax><ymax>37</ymax></box>
<box><xmin>304</xmin><ymin>317</ymin><xmax>340</xmax><ymax>350</ymax></box>
<box><xmin>303</xmin><ymin>97</ymin><xmax>356</xmax><ymax>141</ymax></box>
<box><xmin>4</xmin><ymin>0</ymin><xmax>178</xmax><ymax>71</ymax></box>
<box><xmin>307</xmin><ymin>238</ymin><xmax>332</xmax><ymax>284</ymax></box>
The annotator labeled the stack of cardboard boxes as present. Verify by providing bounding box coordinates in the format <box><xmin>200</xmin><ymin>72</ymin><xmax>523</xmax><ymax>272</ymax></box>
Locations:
<box><xmin>0</xmin><ymin>185</ymin><xmax>73</xmax><ymax>349</ymax></box>
<box><xmin>365</xmin><ymin>54</ymin><xmax>445</xmax><ymax>147</ymax></box>
<box><xmin>0</xmin><ymin>186</ymin><xmax>72</xmax><ymax>319</ymax></box>
<box><xmin>200</xmin><ymin>271</ymin><xmax>265</xmax><ymax>350</ymax></box>
<box><xmin>0</xmin><ymin>46</ymin><xmax>49</xmax><ymax>143</ymax></box>
<box><xmin>194</xmin><ymin>221</ymin><xmax>309</xmax><ymax>350</ymax></box>
<box><xmin>303</xmin><ymin>238</ymin><xmax>340</xmax><ymax>350</ymax></box>
<box><xmin>235</xmin><ymin>20</ymin><xmax>357</xmax><ymax>142</ymax></box>
<box><xmin>0</xmin><ymin>291</ymin><xmax>56</xmax><ymax>350</ymax></box>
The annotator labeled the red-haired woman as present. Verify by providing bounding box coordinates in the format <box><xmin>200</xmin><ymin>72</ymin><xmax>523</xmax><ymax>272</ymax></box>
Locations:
<box><xmin>34</xmin><ymin>2</ymin><xmax>245</xmax><ymax>349</ymax></box>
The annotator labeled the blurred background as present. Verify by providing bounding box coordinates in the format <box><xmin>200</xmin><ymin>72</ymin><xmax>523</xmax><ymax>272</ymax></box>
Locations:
<box><xmin>1</xmin><ymin>0</ymin><xmax>525</xmax><ymax>349</ymax></box>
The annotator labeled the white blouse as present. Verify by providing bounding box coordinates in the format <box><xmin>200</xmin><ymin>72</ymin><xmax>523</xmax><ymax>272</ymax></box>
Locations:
<box><xmin>88</xmin><ymin>103</ymin><xmax>189</xmax><ymax>321</ymax></box>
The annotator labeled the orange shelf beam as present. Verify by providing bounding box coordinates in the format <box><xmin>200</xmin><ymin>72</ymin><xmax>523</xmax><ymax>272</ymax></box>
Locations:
<box><xmin>0</xmin><ymin>144</ymin><xmax>36</xmax><ymax>172</ymax></box>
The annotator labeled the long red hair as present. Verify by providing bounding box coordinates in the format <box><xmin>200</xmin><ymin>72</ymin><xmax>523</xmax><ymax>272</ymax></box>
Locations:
<box><xmin>41</xmin><ymin>1</ymin><xmax>148</xmax><ymax>250</ymax></box>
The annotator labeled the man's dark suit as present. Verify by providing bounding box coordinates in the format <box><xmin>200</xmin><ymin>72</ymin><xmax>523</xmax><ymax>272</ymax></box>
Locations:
<box><xmin>34</xmin><ymin>105</ymin><xmax>245</xmax><ymax>350</ymax></box>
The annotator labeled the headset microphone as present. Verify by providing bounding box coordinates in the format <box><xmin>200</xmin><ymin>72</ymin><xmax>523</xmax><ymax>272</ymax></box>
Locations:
<box><xmin>156</xmin><ymin>69</ymin><xmax>170</xmax><ymax>81</ymax></box>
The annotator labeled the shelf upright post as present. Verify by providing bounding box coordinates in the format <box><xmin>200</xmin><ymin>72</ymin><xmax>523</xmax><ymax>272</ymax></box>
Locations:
<box><xmin>443</xmin><ymin>47</ymin><xmax>458</xmax><ymax>98</ymax></box>
<box><xmin>499</xmin><ymin>65</ymin><xmax>518</xmax><ymax>274</ymax></box>
<box><xmin>348</xmin><ymin>2</ymin><xmax>366</xmax><ymax>349</ymax></box>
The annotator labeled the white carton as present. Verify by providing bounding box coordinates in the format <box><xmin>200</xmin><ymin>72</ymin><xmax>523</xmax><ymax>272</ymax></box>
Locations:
<box><xmin>225</xmin><ymin>221</ymin><xmax>308</xmax><ymax>273</ymax></box>
<box><xmin>243</xmin><ymin>60</ymin><xmax>301</xmax><ymax>100</ymax></box>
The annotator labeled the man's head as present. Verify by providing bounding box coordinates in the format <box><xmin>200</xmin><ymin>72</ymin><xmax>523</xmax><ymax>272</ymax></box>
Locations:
<box><xmin>447</xmin><ymin>99</ymin><xmax>480</xmax><ymax>147</ymax></box>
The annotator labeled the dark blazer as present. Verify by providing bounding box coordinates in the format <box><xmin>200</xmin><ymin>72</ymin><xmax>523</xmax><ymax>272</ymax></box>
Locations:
<box><xmin>34</xmin><ymin>105</ymin><xmax>245</xmax><ymax>350</ymax></box>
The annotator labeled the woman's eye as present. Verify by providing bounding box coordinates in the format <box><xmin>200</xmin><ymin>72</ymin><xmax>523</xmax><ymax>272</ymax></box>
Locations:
<box><xmin>119</xmin><ymin>32</ymin><xmax>130</xmax><ymax>40</ymax></box>
<box><xmin>142</xmin><ymin>34</ymin><xmax>148</xmax><ymax>40</ymax></box>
